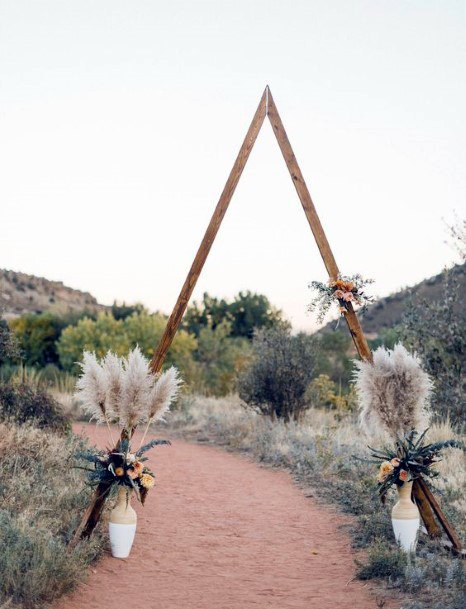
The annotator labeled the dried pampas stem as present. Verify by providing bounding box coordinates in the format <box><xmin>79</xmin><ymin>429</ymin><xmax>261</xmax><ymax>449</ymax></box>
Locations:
<box><xmin>74</xmin><ymin>352</ymin><xmax>115</xmax><ymax>445</ymax></box>
<box><xmin>139</xmin><ymin>367</ymin><xmax>182</xmax><ymax>448</ymax></box>
<box><xmin>120</xmin><ymin>347</ymin><xmax>152</xmax><ymax>431</ymax></box>
<box><xmin>354</xmin><ymin>343</ymin><xmax>432</xmax><ymax>439</ymax></box>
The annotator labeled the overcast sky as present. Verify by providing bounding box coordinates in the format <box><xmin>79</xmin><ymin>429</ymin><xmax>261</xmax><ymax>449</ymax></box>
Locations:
<box><xmin>1</xmin><ymin>1</ymin><xmax>465</xmax><ymax>330</ymax></box>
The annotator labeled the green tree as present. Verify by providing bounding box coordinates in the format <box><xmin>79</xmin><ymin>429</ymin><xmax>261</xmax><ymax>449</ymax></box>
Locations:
<box><xmin>57</xmin><ymin>314</ymin><xmax>128</xmax><ymax>371</ymax></box>
<box><xmin>111</xmin><ymin>301</ymin><xmax>147</xmax><ymax>321</ymax></box>
<box><xmin>401</xmin><ymin>269</ymin><xmax>465</xmax><ymax>427</ymax></box>
<box><xmin>9</xmin><ymin>313</ymin><xmax>66</xmax><ymax>367</ymax></box>
<box><xmin>184</xmin><ymin>291</ymin><xmax>285</xmax><ymax>339</ymax></box>
<box><xmin>192</xmin><ymin>320</ymin><xmax>252</xmax><ymax>396</ymax></box>
<box><xmin>57</xmin><ymin>312</ymin><xmax>198</xmax><ymax>381</ymax></box>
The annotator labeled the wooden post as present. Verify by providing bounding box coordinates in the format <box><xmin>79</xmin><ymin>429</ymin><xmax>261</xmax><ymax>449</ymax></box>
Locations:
<box><xmin>414</xmin><ymin>477</ymin><xmax>462</xmax><ymax>552</ymax></box>
<box><xmin>70</xmin><ymin>86</ymin><xmax>461</xmax><ymax>553</ymax></box>
<box><xmin>266</xmin><ymin>88</ymin><xmax>372</xmax><ymax>363</ymax></box>
<box><xmin>150</xmin><ymin>90</ymin><xmax>267</xmax><ymax>374</ymax></box>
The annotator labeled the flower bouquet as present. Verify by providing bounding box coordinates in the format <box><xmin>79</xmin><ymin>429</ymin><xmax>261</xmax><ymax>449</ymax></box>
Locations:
<box><xmin>354</xmin><ymin>344</ymin><xmax>464</xmax><ymax>552</ymax></box>
<box><xmin>308</xmin><ymin>274</ymin><xmax>374</xmax><ymax>323</ymax></box>
<box><xmin>74</xmin><ymin>347</ymin><xmax>181</xmax><ymax>557</ymax></box>
<box><xmin>368</xmin><ymin>429</ymin><xmax>464</xmax><ymax>503</ymax></box>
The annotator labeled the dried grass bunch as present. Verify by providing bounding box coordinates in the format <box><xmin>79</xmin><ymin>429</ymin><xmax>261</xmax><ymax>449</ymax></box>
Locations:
<box><xmin>75</xmin><ymin>347</ymin><xmax>182</xmax><ymax>444</ymax></box>
<box><xmin>354</xmin><ymin>343</ymin><xmax>432</xmax><ymax>439</ymax></box>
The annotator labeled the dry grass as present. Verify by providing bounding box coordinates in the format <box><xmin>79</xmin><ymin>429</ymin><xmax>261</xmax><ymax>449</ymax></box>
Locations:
<box><xmin>0</xmin><ymin>421</ymin><xmax>105</xmax><ymax>609</ymax></box>
<box><xmin>166</xmin><ymin>394</ymin><xmax>466</xmax><ymax>609</ymax></box>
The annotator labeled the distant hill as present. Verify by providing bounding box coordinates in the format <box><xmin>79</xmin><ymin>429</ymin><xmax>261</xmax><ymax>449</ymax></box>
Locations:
<box><xmin>0</xmin><ymin>269</ymin><xmax>108</xmax><ymax>318</ymax></box>
<box><xmin>321</xmin><ymin>263</ymin><xmax>465</xmax><ymax>337</ymax></box>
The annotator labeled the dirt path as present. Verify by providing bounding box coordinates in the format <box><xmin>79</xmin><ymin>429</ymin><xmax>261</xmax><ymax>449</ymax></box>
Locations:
<box><xmin>57</xmin><ymin>424</ymin><xmax>387</xmax><ymax>609</ymax></box>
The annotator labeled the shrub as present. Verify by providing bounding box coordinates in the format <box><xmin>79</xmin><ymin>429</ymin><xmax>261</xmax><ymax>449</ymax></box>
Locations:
<box><xmin>401</xmin><ymin>268</ymin><xmax>465</xmax><ymax>428</ymax></box>
<box><xmin>0</xmin><ymin>382</ymin><xmax>70</xmax><ymax>432</ymax></box>
<box><xmin>306</xmin><ymin>373</ymin><xmax>356</xmax><ymax>411</ymax></box>
<box><xmin>0</xmin><ymin>311</ymin><xmax>20</xmax><ymax>364</ymax></box>
<box><xmin>356</xmin><ymin>540</ymin><xmax>407</xmax><ymax>580</ymax></box>
<box><xmin>0</xmin><ymin>422</ymin><xmax>103</xmax><ymax>608</ymax></box>
<box><xmin>238</xmin><ymin>327</ymin><xmax>317</xmax><ymax>421</ymax></box>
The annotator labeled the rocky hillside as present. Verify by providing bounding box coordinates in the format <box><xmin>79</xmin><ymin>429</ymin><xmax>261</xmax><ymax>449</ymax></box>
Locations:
<box><xmin>316</xmin><ymin>263</ymin><xmax>464</xmax><ymax>338</ymax></box>
<box><xmin>358</xmin><ymin>263</ymin><xmax>465</xmax><ymax>335</ymax></box>
<box><xmin>0</xmin><ymin>269</ymin><xmax>108</xmax><ymax>318</ymax></box>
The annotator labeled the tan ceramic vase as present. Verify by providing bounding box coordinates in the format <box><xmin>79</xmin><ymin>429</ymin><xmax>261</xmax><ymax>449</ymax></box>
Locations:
<box><xmin>391</xmin><ymin>481</ymin><xmax>420</xmax><ymax>553</ymax></box>
<box><xmin>108</xmin><ymin>487</ymin><xmax>137</xmax><ymax>558</ymax></box>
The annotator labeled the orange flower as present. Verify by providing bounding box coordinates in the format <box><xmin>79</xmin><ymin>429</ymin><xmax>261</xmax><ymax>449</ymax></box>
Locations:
<box><xmin>335</xmin><ymin>279</ymin><xmax>346</xmax><ymax>289</ymax></box>
<box><xmin>377</xmin><ymin>461</ymin><xmax>394</xmax><ymax>483</ymax></box>
<box><xmin>114</xmin><ymin>467</ymin><xmax>124</xmax><ymax>477</ymax></box>
<box><xmin>344</xmin><ymin>281</ymin><xmax>354</xmax><ymax>292</ymax></box>
<box><xmin>399</xmin><ymin>469</ymin><xmax>408</xmax><ymax>482</ymax></box>
<box><xmin>133</xmin><ymin>461</ymin><xmax>143</xmax><ymax>475</ymax></box>
<box><xmin>140</xmin><ymin>473</ymin><xmax>155</xmax><ymax>489</ymax></box>
<box><xmin>390</xmin><ymin>458</ymin><xmax>401</xmax><ymax>467</ymax></box>
<box><xmin>127</xmin><ymin>468</ymin><xmax>139</xmax><ymax>480</ymax></box>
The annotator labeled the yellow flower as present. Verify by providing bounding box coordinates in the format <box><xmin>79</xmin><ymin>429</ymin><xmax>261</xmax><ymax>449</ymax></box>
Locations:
<box><xmin>140</xmin><ymin>473</ymin><xmax>155</xmax><ymax>489</ymax></box>
<box><xmin>114</xmin><ymin>467</ymin><xmax>124</xmax><ymax>477</ymax></box>
<box><xmin>377</xmin><ymin>460</ymin><xmax>394</xmax><ymax>483</ymax></box>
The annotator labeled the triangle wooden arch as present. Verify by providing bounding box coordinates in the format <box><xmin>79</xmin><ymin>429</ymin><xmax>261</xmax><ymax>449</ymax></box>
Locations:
<box><xmin>150</xmin><ymin>85</ymin><xmax>372</xmax><ymax>374</ymax></box>
<box><xmin>71</xmin><ymin>86</ymin><xmax>462</xmax><ymax>555</ymax></box>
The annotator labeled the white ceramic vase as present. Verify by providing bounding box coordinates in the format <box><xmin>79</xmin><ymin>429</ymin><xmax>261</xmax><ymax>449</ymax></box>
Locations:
<box><xmin>108</xmin><ymin>487</ymin><xmax>137</xmax><ymax>558</ymax></box>
<box><xmin>391</xmin><ymin>480</ymin><xmax>420</xmax><ymax>553</ymax></box>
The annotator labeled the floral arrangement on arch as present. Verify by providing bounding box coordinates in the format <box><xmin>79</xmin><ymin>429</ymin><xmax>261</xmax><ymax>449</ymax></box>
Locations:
<box><xmin>74</xmin><ymin>347</ymin><xmax>181</xmax><ymax>503</ymax></box>
<box><xmin>308</xmin><ymin>274</ymin><xmax>374</xmax><ymax>323</ymax></box>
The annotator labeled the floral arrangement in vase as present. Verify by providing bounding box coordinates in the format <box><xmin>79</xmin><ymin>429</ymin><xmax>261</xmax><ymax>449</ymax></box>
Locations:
<box><xmin>75</xmin><ymin>347</ymin><xmax>181</xmax><ymax>501</ymax></box>
<box><xmin>74</xmin><ymin>347</ymin><xmax>181</xmax><ymax>558</ymax></box>
<box><xmin>368</xmin><ymin>429</ymin><xmax>464</xmax><ymax>503</ymax></box>
<box><xmin>308</xmin><ymin>274</ymin><xmax>374</xmax><ymax>323</ymax></box>
<box><xmin>353</xmin><ymin>343</ymin><xmax>463</xmax><ymax>552</ymax></box>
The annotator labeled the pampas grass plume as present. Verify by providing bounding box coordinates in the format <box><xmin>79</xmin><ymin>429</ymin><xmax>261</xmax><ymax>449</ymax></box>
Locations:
<box><xmin>354</xmin><ymin>343</ymin><xmax>432</xmax><ymax>439</ymax></box>
<box><xmin>147</xmin><ymin>366</ymin><xmax>182</xmax><ymax>423</ymax></box>
<box><xmin>74</xmin><ymin>351</ymin><xmax>108</xmax><ymax>423</ymax></box>
<box><xmin>120</xmin><ymin>346</ymin><xmax>152</xmax><ymax>430</ymax></box>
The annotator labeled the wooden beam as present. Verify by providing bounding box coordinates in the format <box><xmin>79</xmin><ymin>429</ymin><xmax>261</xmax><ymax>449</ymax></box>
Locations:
<box><xmin>412</xmin><ymin>478</ymin><xmax>442</xmax><ymax>538</ymax></box>
<box><xmin>149</xmin><ymin>90</ymin><xmax>267</xmax><ymax>374</ymax></box>
<box><xmin>265</xmin><ymin>89</ymin><xmax>373</xmax><ymax>363</ymax></box>
<box><xmin>415</xmin><ymin>477</ymin><xmax>462</xmax><ymax>552</ymax></box>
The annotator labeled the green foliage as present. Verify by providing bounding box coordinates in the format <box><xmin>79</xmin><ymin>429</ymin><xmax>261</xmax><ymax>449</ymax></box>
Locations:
<box><xmin>8</xmin><ymin>310</ymin><xmax>98</xmax><ymax>368</ymax></box>
<box><xmin>184</xmin><ymin>290</ymin><xmax>285</xmax><ymax>339</ymax></box>
<box><xmin>57</xmin><ymin>312</ymin><xmax>197</xmax><ymax>381</ymax></box>
<box><xmin>314</xmin><ymin>330</ymin><xmax>353</xmax><ymax>388</ymax></box>
<box><xmin>10</xmin><ymin>312</ymin><xmax>66</xmax><ymax>367</ymax></box>
<box><xmin>111</xmin><ymin>301</ymin><xmax>147</xmax><ymax>320</ymax></box>
<box><xmin>401</xmin><ymin>269</ymin><xmax>465</xmax><ymax>427</ymax></box>
<box><xmin>238</xmin><ymin>327</ymin><xmax>317</xmax><ymax>421</ymax></box>
<box><xmin>0</xmin><ymin>311</ymin><xmax>20</xmax><ymax>364</ymax></box>
<box><xmin>368</xmin><ymin>326</ymin><xmax>402</xmax><ymax>351</ymax></box>
<box><xmin>191</xmin><ymin>320</ymin><xmax>252</xmax><ymax>396</ymax></box>
<box><xmin>306</xmin><ymin>374</ymin><xmax>356</xmax><ymax>411</ymax></box>
<box><xmin>0</xmin><ymin>382</ymin><xmax>70</xmax><ymax>432</ymax></box>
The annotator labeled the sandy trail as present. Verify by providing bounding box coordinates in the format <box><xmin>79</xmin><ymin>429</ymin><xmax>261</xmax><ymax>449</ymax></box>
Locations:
<box><xmin>56</xmin><ymin>423</ymin><xmax>386</xmax><ymax>609</ymax></box>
